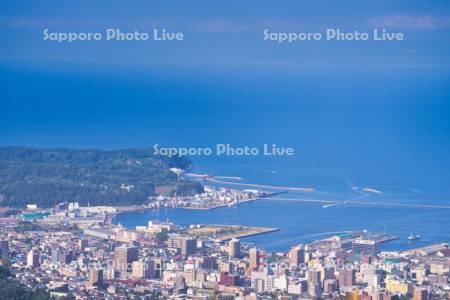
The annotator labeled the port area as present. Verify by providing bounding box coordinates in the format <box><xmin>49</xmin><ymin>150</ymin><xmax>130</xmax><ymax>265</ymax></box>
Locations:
<box><xmin>164</xmin><ymin>188</ymin><xmax>287</xmax><ymax>210</ymax></box>
<box><xmin>113</xmin><ymin>188</ymin><xmax>288</xmax><ymax>212</ymax></box>
<box><xmin>400</xmin><ymin>243</ymin><xmax>449</xmax><ymax>256</ymax></box>
<box><xmin>187</xmin><ymin>224</ymin><xmax>279</xmax><ymax>241</ymax></box>
<box><xmin>308</xmin><ymin>230</ymin><xmax>399</xmax><ymax>253</ymax></box>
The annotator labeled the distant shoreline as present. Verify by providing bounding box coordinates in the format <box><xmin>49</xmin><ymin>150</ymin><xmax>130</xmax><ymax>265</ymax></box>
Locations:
<box><xmin>113</xmin><ymin>192</ymin><xmax>282</xmax><ymax>213</ymax></box>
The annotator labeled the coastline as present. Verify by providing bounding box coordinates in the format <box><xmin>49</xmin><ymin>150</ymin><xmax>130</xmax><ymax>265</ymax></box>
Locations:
<box><xmin>214</xmin><ymin>226</ymin><xmax>280</xmax><ymax>241</ymax></box>
<box><xmin>113</xmin><ymin>191</ymin><xmax>288</xmax><ymax>213</ymax></box>
<box><xmin>112</xmin><ymin>196</ymin><xmax>261</xmax><ymax>214</ymax></box>
<box><xmin>181</xmin><ymin>195</ymin><xmax>261</xmax><ymax>210</ymax></box>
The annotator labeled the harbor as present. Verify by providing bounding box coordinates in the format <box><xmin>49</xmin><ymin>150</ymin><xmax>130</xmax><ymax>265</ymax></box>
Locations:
<box><xmin>187</xmin><ymin>224</ymin><xmax>279</xmax><ymax>241</ymax></box>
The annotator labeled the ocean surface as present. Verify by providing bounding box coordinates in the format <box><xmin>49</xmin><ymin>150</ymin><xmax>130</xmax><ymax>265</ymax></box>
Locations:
<box><xmin>1</xmin><ymin>64</ymin><xmax>449</xmax><ymax>252</ymax></box>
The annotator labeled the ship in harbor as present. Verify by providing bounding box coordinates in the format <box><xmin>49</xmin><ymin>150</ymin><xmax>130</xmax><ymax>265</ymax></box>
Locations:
<box><xmin>408</xmin><ymin>233</ymin><xmax>421</xmax><ymax>241</ymax></box>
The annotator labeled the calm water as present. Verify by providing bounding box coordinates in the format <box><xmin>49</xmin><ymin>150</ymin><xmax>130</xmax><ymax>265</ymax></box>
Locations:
<box><xmin>113</xmin><ymin>198</ymin><xmax>450</xmax><ymax>252</ymax></box>
<box><xmin>1</xmin><ymin>64</ymin><xmax>449</xmax><ymax>252</ymax></box>
<box><xmin>114</xmin><ymin>153</ymin><xmax>450</xmax><ymax>252</ymax></box>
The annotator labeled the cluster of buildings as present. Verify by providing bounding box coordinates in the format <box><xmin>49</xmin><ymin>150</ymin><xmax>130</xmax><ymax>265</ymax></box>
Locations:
<box><xmin>0</xmin><ymin>203</ymin><xmax>449</xmax><ymax>299</ymax></box>
<box><xmin>148</xmin><ymin>186</ymin><xmax>268</xmax><ymax>210</ymax></box>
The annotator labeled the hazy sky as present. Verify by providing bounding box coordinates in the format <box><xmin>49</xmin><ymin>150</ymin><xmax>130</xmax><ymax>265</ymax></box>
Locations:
<box><xmin>0</xmin><ymin>0</ymin><xmax>449</xmax><ymax>69</ymax></box>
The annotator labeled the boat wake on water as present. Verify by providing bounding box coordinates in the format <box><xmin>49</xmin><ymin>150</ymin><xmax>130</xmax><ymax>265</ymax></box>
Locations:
<box><xmin>267</xmin><ymin>197</ymin><xmax>450</xmax><ymax>209</ymax></box>
<box><xmin>185</xmin><ymin>173</ymin><xmax>315</xmax><ymax>192</ymax></box>
<box><xmin>205</xmin><ymin>178</ymin><xmax>315</xmax><ymax>192</ymax></box>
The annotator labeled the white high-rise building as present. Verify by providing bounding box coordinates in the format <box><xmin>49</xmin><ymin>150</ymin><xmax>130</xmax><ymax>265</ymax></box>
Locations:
<box><xmin>27</xmin><ymin>249</ymin><xmax>39</xmax><ymax>268</ymax></box>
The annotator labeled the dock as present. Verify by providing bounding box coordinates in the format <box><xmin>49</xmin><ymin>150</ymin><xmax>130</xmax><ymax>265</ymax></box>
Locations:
<box><xmin>187</xmin><ymin>224</ymin><xmax>279</xmax><ymax>241</ymax></box>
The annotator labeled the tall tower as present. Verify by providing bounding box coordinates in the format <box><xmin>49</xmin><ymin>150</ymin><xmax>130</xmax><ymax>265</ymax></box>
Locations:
<box><xmin>289</xmin><ymin>245</ymin><xmax>305</xmax><ymax>268</ymax></box>
<box><xmin>413</xmin><ymin>288</ymin><xmax>428</xmax><ymax>300</ymax></box>
<box><xmin>181</xmin><ymin>238</ymin><xmax>197</xmax><ymax>256</ymax></box>
<box><xmin>114</xmin><ymin>246</ymin><xmax>138</xmax><ymax>272</ymax></box>
<box><xmin>132</xmin><ymin>260</ymin><xmax>155</xmax><ymax>279</ymax></box>
<box><xmin>228</xmin><ymin>238</ymin><xmax>240</xmax><ymax>258</ymax></box>
<box><xmin>27</xmin><ymin>249</ymin><xmax>40</xmax><ymax>268</ymax></box>
<box><xmin>78</xmin><ymin>239</ymin><xmax>88</xmax><ymax>251</ymax></box>
<box><xmin>0</xmin><ymin>240</ymin><xmax>9</xmax><ymax>260</ymax></box>
<box><xmin>88</xmin><ymin>268</ymin><xmax>103</xmax><ymax>287</ymax></box>
<box><xmin>338</xmin><ymin>269</ymin><xmax>355</xmax><ymax>288</ymax></box>
<box><xmin>249</xmin><ymin>248</ymin><xmax>259</xmax><ymax>269</ymax></box>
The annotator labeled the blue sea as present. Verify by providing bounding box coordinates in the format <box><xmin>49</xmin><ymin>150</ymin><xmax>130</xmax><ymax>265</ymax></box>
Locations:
<box><xmin>1</xmin><ymin>63</ymin><xmax>449</xmax><ymax>252</ymax></box>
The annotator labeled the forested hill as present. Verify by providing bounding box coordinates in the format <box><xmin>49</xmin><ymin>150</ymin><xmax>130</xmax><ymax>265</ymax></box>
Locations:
<box><xmin>0</xmin><ymin>147</ymin><xmax>203</xmax><ymax>208</ymax></box>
